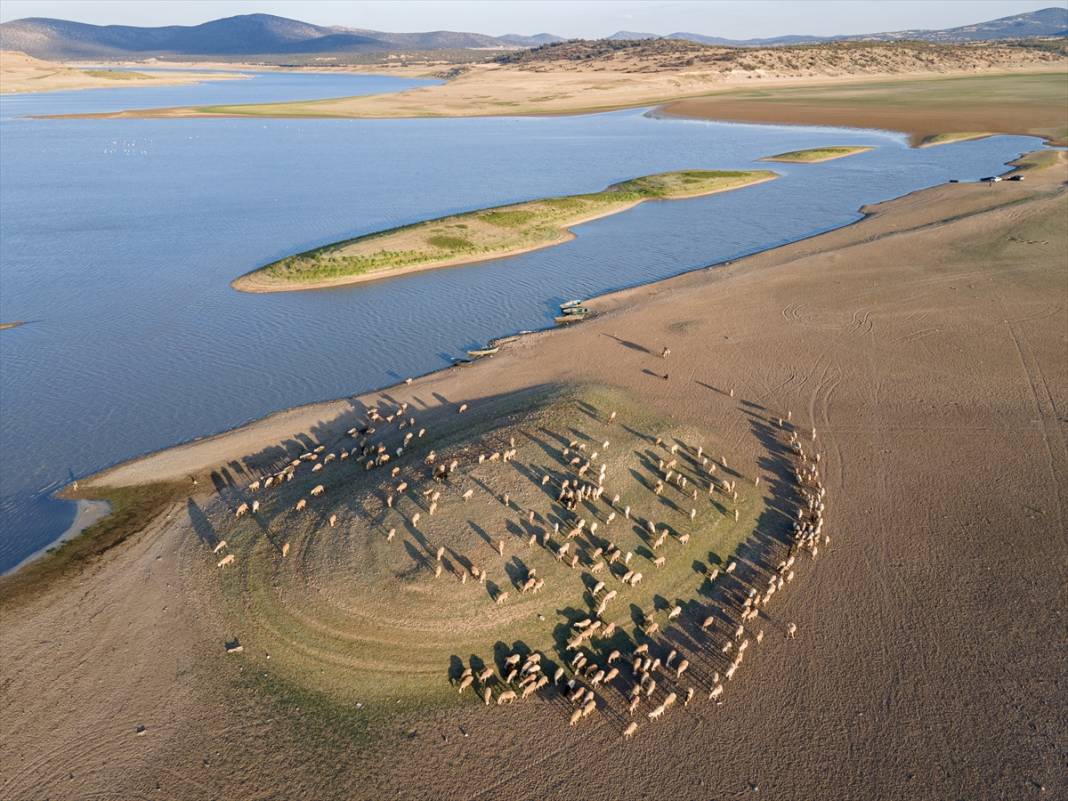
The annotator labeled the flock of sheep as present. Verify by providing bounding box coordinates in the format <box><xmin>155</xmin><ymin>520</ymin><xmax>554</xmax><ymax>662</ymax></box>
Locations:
<box><xmin>445</xmin><ymin>409</ymin><xmax>826</xmax><ymax>740</ymax></box>
<box><xmin>212</xmin><ymin>398</ymin><xmax>449</xmax><ymax>567</ymax></box>
<box><xmin>211</xmin><ymin>388</ymin><xmax>826</xmax><ymax>743</ymax></box>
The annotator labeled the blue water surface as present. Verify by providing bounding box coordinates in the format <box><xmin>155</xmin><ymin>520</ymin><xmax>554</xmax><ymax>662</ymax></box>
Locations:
<box><xmin>0</xmin><ymin>70</ymin><xmax>1044</xmax><ymax>571</ymax></box>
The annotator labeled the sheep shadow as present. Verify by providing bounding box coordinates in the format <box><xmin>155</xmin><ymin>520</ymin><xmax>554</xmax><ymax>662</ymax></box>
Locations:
<box><xmin>603</xmin><ymin>333</ymin><xmax>651</xmax><ymax>354</ymax></box>
<box><xmin>186</xmin><ymin>498</ymin><xmax>220</xmax><ymax>549</ymax></box>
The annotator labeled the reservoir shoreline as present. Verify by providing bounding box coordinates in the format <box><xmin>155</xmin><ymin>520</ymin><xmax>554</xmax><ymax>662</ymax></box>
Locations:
<box><xmin>232</xmin><ymin>170</ymin><xmax>779</xmax><ymax>293</ymax></box>
<box><xmin>73</xmin><ymin>147</ymin><xmax>1046</xmax><ymax>496</ymax></box>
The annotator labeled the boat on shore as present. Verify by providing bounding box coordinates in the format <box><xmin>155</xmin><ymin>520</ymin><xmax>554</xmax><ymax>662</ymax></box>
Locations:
<box><xmin>554</xmin><ymin>314</ymin><xmax>586</xmax><ymax>325</ymax></box>
<box><xmin>560</xmin><ymin>299</ymin><xmax>584</xmax><ymax>310</ymax></box>
<box><xmin>560</xmin><ymin>305</ymin><xmax>590</xmax><ymax>316</ymax></box>
<box><xmin>467</xmin><ymin>346</ymin><xmax>500</xmax><ymax>358</ymax></box>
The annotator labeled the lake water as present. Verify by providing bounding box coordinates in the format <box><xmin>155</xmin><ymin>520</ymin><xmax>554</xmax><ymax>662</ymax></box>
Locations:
<box><xmin>0</xmin><ymin>70</ymin><xmax>1044</xmax><ymax>572</ymax></box>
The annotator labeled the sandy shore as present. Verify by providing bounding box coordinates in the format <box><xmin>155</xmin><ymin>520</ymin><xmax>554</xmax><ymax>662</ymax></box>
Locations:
<box><xmin>0</xmin><ymin>50</ymin><xmax>245</xmax><ymax>94</ymax></box>
<box><xmin>2</xmin><ymin>499</ymin><xmax>110</xmax><ymax>577</ymax></box>
<box><xmin>34</xmin><ymin>61</ymin><xmax>1067</xmax><ymax>128</ymax></box>
<box><xmin>760</xmin><ymin>146</ymin><xmax>873</xmax><ymax>163</ymax></box>
<box><xmin>2</xmin><ymin>149</ymin><xmax>1064</xmax><ymax>800</ymax></box>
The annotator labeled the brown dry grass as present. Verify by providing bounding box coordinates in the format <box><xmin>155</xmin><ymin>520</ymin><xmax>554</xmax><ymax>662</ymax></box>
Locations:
<box><xmin>663</xmin><ymin>71</ymin><xmax>1068</xmax><ymax>145</ymax></box>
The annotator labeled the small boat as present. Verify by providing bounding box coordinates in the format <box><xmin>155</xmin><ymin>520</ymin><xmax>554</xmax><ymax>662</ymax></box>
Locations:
<box><xmin>555</xmin><ymin>314</ymin><xmax>586</xmax><ymax>325</ymax></box>
<box><xmin>467</xmin><ymin>347</ymin><xmax>500</xmax><ymax>358</ymax></box>
<box><xmin>560</xmin><ymin>305</ymin><xmax>590</xmax><ymax>316</ymax></box>
<box><xmin>451</xmin><ymin>357</ymin><xmax>474</xmax><ymax>367</ymax></box>
<box><xmin>560</xmin><ymin>299</ymin><xmax>585</xmax><ymax>310</ymax></box>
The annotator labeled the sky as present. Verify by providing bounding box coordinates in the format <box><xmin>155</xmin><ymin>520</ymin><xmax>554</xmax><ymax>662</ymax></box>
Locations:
<box><xmin>0</xmin><ymin>0</ymin><xmax>1061</xmax><ymax>39</ymax></box>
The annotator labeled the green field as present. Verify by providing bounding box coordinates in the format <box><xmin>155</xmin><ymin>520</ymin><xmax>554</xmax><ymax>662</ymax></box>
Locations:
<box><xmin>82</xmin><ymin>69</ymin><xmax>152</xmax><ymax>81</ymax></box>
<box><xmin>0</xmin><ymin>481</ymin><xmax>188</xmax><ymax>606</ymax></box>
<box><xmin>204</xmin><ymin>385</ymin><xmax>765</xmax><ymax>726</ymax></box>
<box><xmin>234</xmin><ymin>169</ymin><xmax>777</xmax><ymax>290</ymax></box>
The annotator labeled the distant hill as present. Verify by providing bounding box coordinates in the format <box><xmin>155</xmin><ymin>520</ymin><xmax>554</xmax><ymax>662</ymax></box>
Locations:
<box><xmin>667</xmin><ymin>33</ymin><xmax>824</xmax><ymax>47</ymax></box>
<box><xmin>861</xmin><ymin>6</ymin><xmax>1068</xmax><ymax>42</ymax></box>
<box><xmin>665</xmin><ymin>7</ymin><xmax>1068</xmax><ymax>47</ymax></box>
<box><xmin>0</xmin><ymin>8</ymin><xmax>1063</xmax><ymax>61</ymax></box>
<box><xmin>606</xmin><ymin>31</ymin><xmax>661</xmax><ymax>41</ymax></box>
<box><xmin>0</xmin><ymin>13</ymin><xmax>542</xmax><ymax>59</ymax></box>
<box><xmin>497</xmin><ymin>33</ymin><xmax>566</xmax><ymax>47</ymax></box>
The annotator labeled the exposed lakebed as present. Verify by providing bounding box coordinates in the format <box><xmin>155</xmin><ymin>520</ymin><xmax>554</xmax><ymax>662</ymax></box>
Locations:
<box><xmin>0</xmin><ymin>69</ymin><xmax>1044</xmax><ymax>571</ymax></box>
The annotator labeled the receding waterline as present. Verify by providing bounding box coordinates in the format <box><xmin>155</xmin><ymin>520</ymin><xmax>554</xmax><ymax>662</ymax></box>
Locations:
<box><xmin>0</xmin><ymin>69</ymin><xmax>1045</xmax><ymax>571</ymax></box>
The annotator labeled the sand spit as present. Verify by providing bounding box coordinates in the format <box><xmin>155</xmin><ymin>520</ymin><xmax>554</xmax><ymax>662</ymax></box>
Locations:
<box><xmin>1</xmin><ymin>152</ymin><xmax>1065</xmax><ymax>800</ymax></box>
<box><xmin>917</xmin><ymin>131</ymin><xmax>995</xmax><ymax>147</ymax></box>
<box><xmin>760</xmin><ymin>146</ymin><xmax>873</xmax><ymax>163</ymax></box>
<box><xmin>0</xmin><ymin>50</ymin><xmax>245</xmax><ymax>94</ymax></box>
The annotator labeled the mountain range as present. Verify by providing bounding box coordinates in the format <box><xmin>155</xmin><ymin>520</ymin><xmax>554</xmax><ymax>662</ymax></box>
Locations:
<box><xmin>0</xmin><ymin>8</ymin><xmax>1064</xmax><ymax>60</ymax></box>
<box><xmin>0</xmin><ymin>14</ymin><xmax>564</xmax><ymax>59</ymax></box>
<box><xmin>612</xmin><ymin>7</ymin><xmax>1068</xmax><ymax>47</ymax></box>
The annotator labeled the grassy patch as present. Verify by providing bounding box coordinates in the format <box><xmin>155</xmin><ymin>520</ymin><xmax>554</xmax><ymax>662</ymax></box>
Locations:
<box><xmin>0</xmin><ymin>482</ymin><xmax>188</xmax><ymax>607</ymax></box>
<box><xmin>236</xmin><ymin>667</ymin><xmax>375</xmax><ymax>749</ymax></box>
<box><xmin>761</xmin><ymin>146</ymin><xmax>872</xmax><ymax>162</ymax></box>
<box><xmin>82</xmin><ymin>69</ymin><xmax>152</xmax><ymax>81</ymax></box>
<box><xmin>919</xmin><ymin>132</ymin><xmax>992</xmax><ymax>147</ymax></box>
<box><xmin>238</xmin><ymin>169</ymin><xmax>776</xmax><ymax>289</ymax></box>
<box><xmin>203</xmin><ymin>382</ymin><xmax>764</xmax><ymax>722</ymax></box>
<box><xmin>1010</xmin><ymin>150</ymin><xmax>1063</xmax><ymax>172</ymax></box>
<box><xmin>426</xmin><ymin>234</ymin><xmax>473</xmax><ymax>249</ymax></box>
<box><xmin>480</xmin><ymin>209</ymin><xmax>537</xmax><ymax>228</ymax></box>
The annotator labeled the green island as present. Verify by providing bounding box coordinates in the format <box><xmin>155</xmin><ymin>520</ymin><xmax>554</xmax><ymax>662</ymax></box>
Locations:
<box><xmin>232</xmin><ymin>169</ymin><xmax>777</xmax><ymax>292</ymax></box>
<box><xmin>81</xmin><ymin>69</ymin><xmax>153</xmax><ymax>81</ymax></box>
<box><xmin>760</xmin><ymin>146</ymin><xmax>873</xmax><ymax>163</ymax></box>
